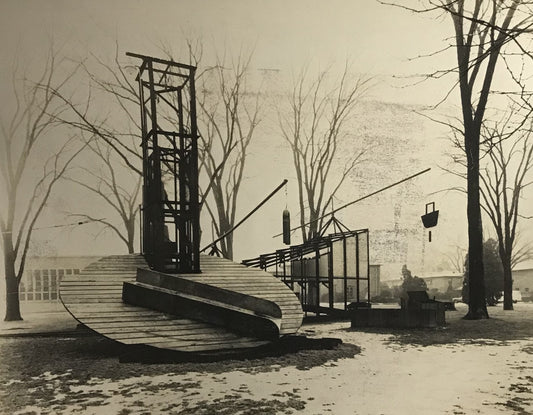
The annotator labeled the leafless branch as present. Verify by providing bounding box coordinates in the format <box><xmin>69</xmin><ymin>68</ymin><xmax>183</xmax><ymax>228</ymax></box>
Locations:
<box><xmin>279</xmin><ymin>62</ymin><xmax>371</xmax><ymax>241</ymax></box>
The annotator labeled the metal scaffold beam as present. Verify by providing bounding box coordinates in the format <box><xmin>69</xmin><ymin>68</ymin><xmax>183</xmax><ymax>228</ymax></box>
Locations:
<box><xmin>127</xmin><ymin>52</ymin><xmax>200</xmax><ymax>273</ymax></box>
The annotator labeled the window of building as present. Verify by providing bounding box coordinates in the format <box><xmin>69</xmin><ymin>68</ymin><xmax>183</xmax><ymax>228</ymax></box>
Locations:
<box><xmin>42</xmin><ymin>270</ymin><xmax>49</xmax><ymax>301</ymax></box>
<box><xmin>34</xmin><ymin>270</ymin><xmax>42</xmax><ymax>300</ymax></box>
<box><xmin>19</xmin><ymin>280</ymin><xmax>26</xmax><ymax>301</ymax></box>
<box><xmin>27</xmin><ymin>271</ymin><xmax>35</xmax><ymax>301</ymax></box>
<box><xmin>50</xmin><ymin>269</ymin><xmax>58</xmax><ymax>300</ymax></box>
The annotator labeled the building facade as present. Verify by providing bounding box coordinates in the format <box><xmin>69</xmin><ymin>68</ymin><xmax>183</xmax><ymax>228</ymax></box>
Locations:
<box><xmin>18</xmin><ymin>256</ymin><xmax>101</xmax><ymax>302</ymax></box>
<box><xmin>513</xmin><ymin>265</ymin><xmax>533</xmax><ymax>301</ymax></box>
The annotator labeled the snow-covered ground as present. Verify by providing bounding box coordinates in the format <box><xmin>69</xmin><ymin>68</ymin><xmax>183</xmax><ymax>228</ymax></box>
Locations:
<box><xmin>2</xmin><ymin>303</ymin><xmax>532</xmax><ymax>415</ymax></box>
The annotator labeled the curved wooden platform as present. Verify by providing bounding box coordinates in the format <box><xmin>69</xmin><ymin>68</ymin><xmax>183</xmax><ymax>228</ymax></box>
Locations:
<box><xmin>60</xmin><ymin>254</ymin><xmax>303</xmax><ymax>353</ymax></box>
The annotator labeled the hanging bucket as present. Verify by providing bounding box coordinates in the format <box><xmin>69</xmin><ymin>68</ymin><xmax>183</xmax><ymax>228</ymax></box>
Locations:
<box><xmin>421</xmin><ymin>202</ymin><xmax>439</xmax><ymax>228</ymax></box>
<box><xmin>282</xmin><ymin>209</ymin><xmax>291</xmax><ymax>245</ymax></box>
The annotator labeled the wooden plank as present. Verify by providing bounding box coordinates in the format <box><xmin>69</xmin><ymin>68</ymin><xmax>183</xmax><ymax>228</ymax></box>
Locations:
<box><xmin>184</xmin><ymin>281</ymin><xmax>295</xmax><ymax>289</ymax></box>
<box><xmin>61</xmin><ymin>254</ymin><xmax>303</xmax><ymax>353</ymax></box>
<box><xmin>115</xmin><ymin>327</ymin><xmax>243</xmax><ymax>340</ymax></box>
<box><xmin>61</xmin><ymin>294</ymin><xmax>122</xmax><ymax>300</ymax></box>
<box><xmin>126</xmin><ymin>332</ymin><xmax>261</xmax><ymax>346</ymax></box>
<box><xmin>176</xmin><ymin>279</ymin><xmax>282</xmax><ymax>284</ymax></box>
<box><xmin>119</xmin><ymin>334</ymin><xmax>247</xmax><ymax>346</ymax></box>
<box><xmin>100</xmin><ymin>326</ymin><xmax>234</xmax><ymax>338</ymax></box>
<box><xmin>61</xmin><ymin>300</ymin><xmax>123</xmax><ymax>305</ymax></box>
<box><xmin>60</xmin><ymin>292</ymin><xmax>123</xmax><ymax>297</ymax></box>
<box><xmin>73</xmin><ymin>279</ymin><xmax>134</xmax><ymax>282</ymax></box>
<box><xmin>80</xmin><ymin>314</ymin><xmax>180</xmax><ymax>323</ymax></box>
<box><xmin>88</xmin><ymin>320</ymin><xmax>205</xmax><ymax>329</ymax></box>
<box><xmin>140</xmin><ymin>338</ymin><xmax>268</xmax><ymax>352</ymax></box>
<box><xmin>81</xmin><ymin>269</ymin><xmax>138</xmax><ymax>272</ymax></box>
<box><xmin>97</xmin><ymin>325</ymin><xmax>208</xmax><ymax>335</ymax></box>
<box><xmin>122</xmin><ymin>281</ymin><xmax>281</xmax><ymax>339</ymax></box>
<box><xmin>205</xmin><ymin>288</ymin><xmax>296</xmax><ymax>295</ymax></box>
<box><xmin>105</xmin><ymin>326</ymin><xmax>231</xmax><ymax>339</ymax></box>
<box><xmin>174</xmin><ymin>278</ymin><xmax>276</xmax><ymax>284</ymax></box>
<box><xmin>66</xmin><ymin>304</ymin><xmax>144</xmax><ymax>310</ymax></box>
<box><xmin>60</xmin><ymin>289</ymin><xmax>123</xmax><ymax>295</ymax></box>
<box><xmin>76</xmin><ymin>315</ymin><xmax>169</xmax><ymax>322</ymax></box>
<box><xmin>62</xmin><ymin>284</ymin><xmax>129</xmax><ymax>288</ymax></box>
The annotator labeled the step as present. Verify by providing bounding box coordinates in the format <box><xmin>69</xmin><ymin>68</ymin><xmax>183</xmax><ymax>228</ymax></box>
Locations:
<box><xmin>122</xmin><ymin>281</ymin><xmax>281</xmax><ymax>340</ymax></box>
<box><xmin>135</xmin><ymin>268</ymin><xmax>282</xmax><ymax>318</ymax></box>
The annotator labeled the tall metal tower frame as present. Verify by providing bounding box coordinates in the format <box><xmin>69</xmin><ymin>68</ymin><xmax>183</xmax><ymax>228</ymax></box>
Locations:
<box><xmin>127</xmin><ymin>52</ymin><xmax>200</xmax><ymax>273</ymax></box>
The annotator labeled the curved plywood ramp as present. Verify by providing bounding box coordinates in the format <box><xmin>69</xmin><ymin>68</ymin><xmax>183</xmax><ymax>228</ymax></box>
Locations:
<box><xmin>60</xmin><ymin>254</ymin><xmax>303</xmax><ymax>353</ymax></box>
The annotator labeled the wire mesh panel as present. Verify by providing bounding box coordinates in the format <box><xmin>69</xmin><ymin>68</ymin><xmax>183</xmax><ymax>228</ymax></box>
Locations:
<box><xmin>243</xmin><ymin>229</ymin><xmax>371</xmax><ymax>315</ymax></box>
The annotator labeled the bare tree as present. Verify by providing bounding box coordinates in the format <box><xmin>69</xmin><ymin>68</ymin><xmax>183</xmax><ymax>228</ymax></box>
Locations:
<box><xmin>68</xmin><ymin>134</ymin><xmax>141</xmax><ymax>254</ymax></box>
<box><xmin>385</xmin><ymin>0</ymin><xmax>533</xmax><ymax>319</ymax></box>
<box><xmin>444</xmin><ymin>105</ymin><xmax>533</xmax><ymax>310</ymax></box>
<box><xmin>279</xmin><ymin>64</ymin><xmax>370</xmax><ymax>242</ymax></box>
<box><xmin>479</xmin><ymin>114</ymin><xmax>533</xmax><ymax>310</ymax></box>
<box><xmin>443</xmin><ymin>245</ymin><xmax>467</xmax><ymax>274</ymax></box>
<box><xmin>54</xmin><ymin>42</ymin><xmax>261</xmax><ymax>261</ymax></box>
<box><xmin>195</xmin><ymin>49</ymin><xmax>262</xmax><ymax>260</ymax></box>
<box><xmin>0</xmin><ymin>51</ymin><xmax>85</xmax><ymax>321</ymax></box>
<box><xmin>511</xmin><ymin>232</ymin><xmax>533</xmax><ymax>268</ymax></box>
<box><xmin>50</xmin><ymin>49</ymin><xmax>143</xmax><ymax>254</ymax></box>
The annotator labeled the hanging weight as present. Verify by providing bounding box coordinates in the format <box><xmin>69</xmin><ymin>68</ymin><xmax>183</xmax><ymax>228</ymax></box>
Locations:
<box><xmin>282</xmin><ymin>209</ymin><xmax>291</xmax><ymax>245</ymax></box>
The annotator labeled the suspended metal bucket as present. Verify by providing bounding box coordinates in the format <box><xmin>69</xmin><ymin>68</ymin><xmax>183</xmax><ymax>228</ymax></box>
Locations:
<box><xmin>421</xmin><ymin>202</ymin><xmax>439</xmax><ymax>228</ymax></box>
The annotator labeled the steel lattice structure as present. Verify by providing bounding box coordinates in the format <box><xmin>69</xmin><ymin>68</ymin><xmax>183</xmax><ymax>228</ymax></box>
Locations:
<box><xmin>127</xmin><ymin>52</ymin><xmax>200</xmax><ymax>273</ymax></box>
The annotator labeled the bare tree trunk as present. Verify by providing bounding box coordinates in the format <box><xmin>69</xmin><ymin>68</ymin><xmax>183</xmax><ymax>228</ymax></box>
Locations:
<box><xmin>307</xmin><ymin>211</ymin><xmax>320</xmax><ymax>241</ymax></box>
<box><xmin>225</xmin><ymin>235</ymin><xmax>234</xmax><ymax>261</ymax></box>
<box><xmin>126</xmin><ymin>234</ymin><xmax>135</xmax><ymax>254</ymax></box>
<box><xmin>502</xmin><ymin>256</ymin><xmax>514</xmax><ymax>311</ymax></box>
<box><xmin>3</xmin><ymin>234</ymin><xmax>22</xmax><ymax>321</ymax></box>
<box><xmin>125</xmin><ymin>217</ymin><xmax>136</xmax><ymax>254</ymax></box>
<box><xmin>464</xmin><ymin>128</ymin><xmax>488</xmax><ymax>319</ymax></box>
<box><xmin>217</xmin><ymin>216</ymin><xmax>233</xmax><ymax>260</ymax></box>
<box><xmin>0</xmin><ymin>48</ymin><xmax>84</xmax><ymax>322</ymax></box>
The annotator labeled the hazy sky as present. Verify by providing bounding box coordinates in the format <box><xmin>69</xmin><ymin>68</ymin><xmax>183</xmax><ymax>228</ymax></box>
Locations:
<box><xmin>1</xmin><ymin>1</ymin><xmax>531</xmax><ymax>277</ymax></box>
<box><xmin>0</xmin><ymin>0</ymin><xmax>454</xmax><ymax>104</ymax></box>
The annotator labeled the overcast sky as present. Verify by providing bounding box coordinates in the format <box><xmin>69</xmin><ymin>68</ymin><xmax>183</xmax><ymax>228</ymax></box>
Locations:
<box><xmin>1</xmin><ymin>1</ymin><xmax>531</xmax><ymax>277</ymax></box>
<box><xmin>0</xmin><ymin>0</ymin><xmax>455</xmax><ymax>103</ymax></box>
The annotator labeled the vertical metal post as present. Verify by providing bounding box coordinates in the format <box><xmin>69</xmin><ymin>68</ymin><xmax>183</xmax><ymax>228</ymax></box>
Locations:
<box><xmin>315</xmin><ymin>243</ymin><xmax>320</xmax><ymax>315</ymax></box>
<box><xmin>366</xmin><ymin>230</ymin><xmax>371</xmax><ymax>304</ymax></box>
<box><xmin>139</xmin><ymin>205</ymin><xmax>143</xmax><ymax>254</ymax></box>
<box><xmin>343</xmin><ymin>236</ymin><xmax>348</xmax><ymax>309</ymax></box>
<box><xmin>177</xmin><ymin>86</ymin><xmax>187</xmax><ymax>270</ymax></box>
<box><xmin>328</xmin><ymin>239</ymin><xmax>334</xmax><ymax>309</ymax></box>
<box><xmin>188</xmin><ymin>68</ymin><xmax>200</xmax><ymax>271</ymax></box>
<box><xmin>356</xmin><ymin>233</ymin><xmax>360</xmax><ymax>304</ymax></box>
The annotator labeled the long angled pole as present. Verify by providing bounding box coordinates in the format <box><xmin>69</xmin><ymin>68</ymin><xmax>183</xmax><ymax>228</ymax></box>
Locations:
<box><xmin>272</xmin><ymin>168</ymin><xmax>431</xmax><ymax>238</ymax></box>
<box><xmin>201</xmin><ymin>179</ymin><xmax>288</xmax><ymax>253</ymax></box>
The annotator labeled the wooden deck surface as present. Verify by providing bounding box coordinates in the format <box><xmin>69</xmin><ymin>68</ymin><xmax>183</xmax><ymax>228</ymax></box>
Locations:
<box><xmin>60</xmin><ymin>254</ymin><xmax>303</xmax><ymax>353</ymax></box>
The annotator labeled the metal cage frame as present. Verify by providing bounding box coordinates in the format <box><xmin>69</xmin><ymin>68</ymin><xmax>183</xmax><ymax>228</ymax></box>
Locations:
<box><xmin>242</xmin><ymin>229</ymin><xmax>371</xmax><ymax>315</ymax></box>
<box><xmin>128</xmin><ymin>52</ymin><xmax>200</xmax><ymax>273</ymax></box>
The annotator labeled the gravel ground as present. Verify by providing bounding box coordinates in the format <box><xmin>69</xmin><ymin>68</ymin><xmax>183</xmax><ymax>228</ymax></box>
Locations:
<box><xmin>1</xmin><ymin>303</ymin><xmax>532</xmax><ymax>415</ymax></box>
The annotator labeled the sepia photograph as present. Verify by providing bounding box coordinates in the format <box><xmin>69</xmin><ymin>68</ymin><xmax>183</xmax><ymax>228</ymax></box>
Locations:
<box><xmin>1</xmin><ymin>1</ymin><xmax>533</xmax><ymax>414</ymax></box>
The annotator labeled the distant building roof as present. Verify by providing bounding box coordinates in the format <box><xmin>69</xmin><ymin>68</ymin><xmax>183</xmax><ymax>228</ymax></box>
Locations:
<box><xmin>419</xmin><ymin>272</ymin><xmax>463</xmax><ymax>280</ymax></box>
<box><xmin>25</xmin><ymin>255</ymin><xmax>102</xmax><ymax>269</ymax></box>
<box><xmin>513</xmin><ymin>261</ymin><xmax>533</xmax><ymax>272</ymax></box>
